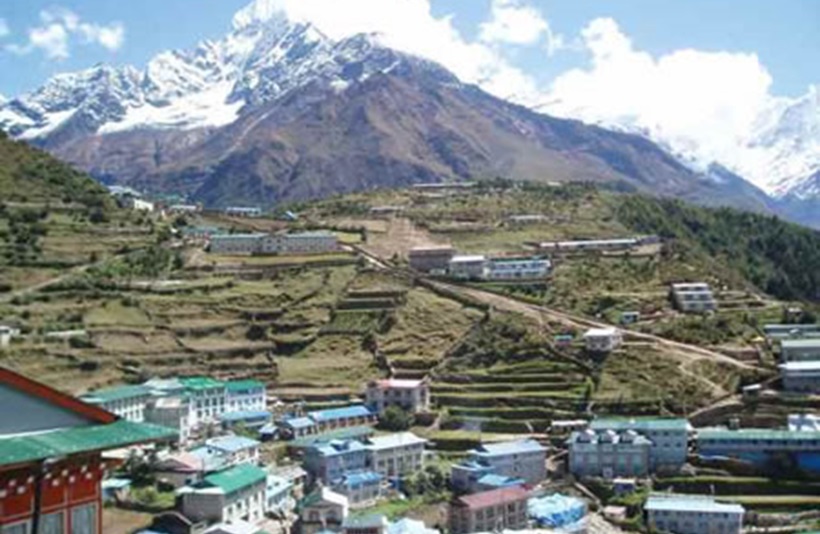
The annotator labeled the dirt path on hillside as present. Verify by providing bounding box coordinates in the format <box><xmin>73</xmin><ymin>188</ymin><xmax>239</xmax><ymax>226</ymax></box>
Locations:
<box><xmin>361</xmin><ymin>217</ymin><xmax>450</xmax><ymax>260</ymax></box>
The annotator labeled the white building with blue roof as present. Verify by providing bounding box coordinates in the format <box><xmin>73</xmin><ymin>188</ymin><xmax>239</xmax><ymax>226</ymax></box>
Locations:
<box><xmin>204</xmin><ymin>435</ymin><xmax>261</xmax><ymax>467</ymax></box>
<box><xmin>304</xmin><ymin>439</ymin><xmax>370</xmax><ymax>484</ymax></box>
<box><xmin>452</xmin><ymin>439</ymin><xmax>546</xmax><ymax>491</ymax></box>
<box><xmin>333</xmin><ymin>470</ymin><xmax>383</xmax><ymax>508</ymax></box>
<box><xmin>644</xmin><ymin>494</ymin><xmax>744</xmax><ymax>534</ymax></box>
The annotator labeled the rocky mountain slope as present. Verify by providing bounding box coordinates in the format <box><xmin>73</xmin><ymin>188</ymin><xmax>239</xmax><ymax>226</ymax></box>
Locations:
<box><xmin>0</xmin><ymin>1</ymin><xmax>792</xmax><ymax>218</ymax></box>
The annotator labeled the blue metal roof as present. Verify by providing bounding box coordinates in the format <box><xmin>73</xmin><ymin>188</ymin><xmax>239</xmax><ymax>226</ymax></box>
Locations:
<box><xmin>477</xmin><ymin>474</ymin><xmax>525</xmax><ymax>488</ymax></box>
<box><xmin>283</xmin><ymin>417</ymin><xmax>316</xmax><ymax>429</ymax></box>
<box><xmin>311</xmin><ymin>439</ymin><xmax>368</xmax><ymax>457</ymax></box>
<box><xmin>590</xmin><ymin>418</ymin><xmax>689</xmax><ymax>432</ymax></box>
<box><xmin>309</xmin><ymin>404</ymin><xmax>373</xmax><ymax>422</ymax></box>
<box><xmin>472</xmin><ymin>439</ymin><xmax>546</xmax><ymax>457</ymax></box>
<box><xmin>645</xmin><ymin>495</ymin><xmax>744</xmax><ymax>514</ymax></box>
<box><xmin>337</xmin><ymin>470</ymin><xmax>382</xmax><ymax>488</ymax></box>
<box><xmin>205</xmin><ymin>435</ymin><xmax>260</xmax><ymax>453</ymax></box>
<box><xmin>219</xmin><ymin>410</ymin><xmax>272</xmax><ymax>422</ymax></box>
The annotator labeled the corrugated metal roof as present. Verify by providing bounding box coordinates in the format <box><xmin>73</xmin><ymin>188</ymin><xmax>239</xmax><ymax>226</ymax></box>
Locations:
<box><xmin>365</xmin><ymin>432</ymin><xmax>427</xmax><ymax>451</ymax></box>
<box><xmin>0</xmin><ymin>420</ymin><xmax>176</xmax><ymax>467</ymax></box>
<box><xmin>698</xmin><ymin>428</ymin><xmax>820</xmax><ymax>441</ymax></box>
<box><xmin>590</xmin><ymin>417</ymin><xmax>689</xmax><ymax>432</ymax></box>
<box><xmin>219</xmin><ymin>410</ymin><xmax>272</xmax><ymax>422</ymax></box>
<box><xmin>644</xmin><ymin>495</ymin><xmax>744</xmax><ymax>514</ymax></box>
<box><xmin>456</xmin><ymin>486</ymin><xmax>530</xmax><ymax>509</ymax></box>
<box><xmin>477</xmin><ymin>474</ymin><xmax>525</xmax><ymax>488</ymax></box>
<box><xmin>203</xmin><ymin>464</ymin><xmax>267</xmax><ymax>494</ymax></box>
<box><xmin>205</xmin><ymin>435</ymin><xmax>260</xmax><ymax>453</ymax></box>
<box><xmin>342</xmin><ymin>514</ymin><xmax>388</xmax><ymax>529</ymax></box>
<box><xmin>283</xmin><ymin>417</ymin><xmax>315</xmax><ymax>429</ymax></box>
<box><xmin>81</xmin><ymin>384</ymin><xmax>153</xmax><ymax>403</ymax></box>
<box><xmin>312</xmin><ymin>439</ymin><xmax>368</xmax><ymax>457</ymax></box>
<box><xmin>337</xmin><ymin>470</ymin><xmax>382</xmax><ymax>487</ymax></box>
<box><xmin>180</xmin><ymin>377</ymin><xmax>225</xmax><ymax>391</ymax></box>
<box><xmin>472</xmin><ymin>439</ymin><xmax>545</xmax><ymax>457</ymax></box>
<box><xmin>309</xmin><ymin>404</ymin><xmax>373</xmax><ymax>422</ymax></box>
<box><xmin>225</xmin><ymin>379</ymin><xmax>266</xmax><ymax>392</ymax></box>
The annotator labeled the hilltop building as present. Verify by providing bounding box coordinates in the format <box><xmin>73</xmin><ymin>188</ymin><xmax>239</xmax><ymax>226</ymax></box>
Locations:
<box><xmin>407</xmin><ymin>246</ymin><xmax>456</xmax><ymax>273</ymax></box>
<box><xmin>299</xmin><ymin>487</ymin><xmax>349</xmax><ymax>534</ymax></box>
<box><xmin>780</xmin><ymin>338</ymin><xmax>820</xmax><ymax>362</ymax></box>
<box><xmin>484</xmin><ymin>256</ymin><xmax>551</xmax><ymax>280</ymax></box>
<box><xmin>780</xmin><ymin>361</ymin><xmax>820</xmax><ymax>392</ymax></box>
<box><xmin>365</xmin><ymin>378</ymin><xmax>430</xmax><ymax>415</ymax></box>
<box><xmin>178</xmin><ymin>463</ymin><xmax>269</xmax><ymax>524</ymax></box>
<box><xmin>583</xmin><ymin>328</ymin><xmax>623</xmax><ymax>353</ymax></box>
<box><xmin>670</xmin><ymin>283</ymin><xmax>718</xmax><ymax>313</ymax></box>
<box><xmin>447</xmin><ymin>255</ymin><xmax>487</xmax><ymax>279</ymax></box>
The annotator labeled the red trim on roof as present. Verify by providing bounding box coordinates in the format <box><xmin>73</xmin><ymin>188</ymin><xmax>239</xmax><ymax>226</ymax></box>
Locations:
<box><xmin>0</xmin><ymin>367</ymin><xmax>116</xmax><ymax>424</ymax></box>
<box><xmin>455</xmin><ymin>486</ymin><xmax>530</xmax><ymax>509</ymax></box>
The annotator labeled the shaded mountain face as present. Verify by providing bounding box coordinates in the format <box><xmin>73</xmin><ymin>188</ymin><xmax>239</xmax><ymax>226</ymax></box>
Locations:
<box><xmin>0</xmin><ymin>2</ymin><xmax>779</xmax><ymax>215</ymax></box>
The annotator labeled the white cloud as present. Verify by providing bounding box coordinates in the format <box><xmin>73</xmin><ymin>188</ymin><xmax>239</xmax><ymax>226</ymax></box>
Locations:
<box><xmin>0</xmin><ymin>18</ymin><xmax>10</xmax><ymax>38</ymax></box>
<box><xmin>479</xmin><ymin>0</ymin><xmax>556</xmax><ymax>48</ymax></box>
<box><xmin>232</xmin><ymin>0</ymin><xmax>542</xmax><ymax>102</ymax></box>
<box><xmin>542</xmin><ymin>17</ymin><xmax>775</xmax><ymax>165</ymax></box>
<box><xmin>5</xmin><ymin>8</ymin><xmax>124</xmax><ymax>60</ymax></box>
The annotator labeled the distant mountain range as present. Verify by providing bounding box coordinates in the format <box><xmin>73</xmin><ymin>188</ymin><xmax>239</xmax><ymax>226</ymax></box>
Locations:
<box><xmin>0</xmin><ymin>0</ymin><xmax>816</xmax><ymax>227</ymax></box>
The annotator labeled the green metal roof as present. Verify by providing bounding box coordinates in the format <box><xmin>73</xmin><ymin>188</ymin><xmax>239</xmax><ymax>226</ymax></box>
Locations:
<box><xmin>81</xmin><ymin>384</ymin><xmax>153</xmax><ymax>403</ymax></box>
<box><xmin>0</xmin><ymin>420</ymin><xmax>177</xmax><ymax>467</ymax></box>
<box><xmin>590</xmin><ymin>417</ymin><xmax>689</xmax><ymax>432</ymax></box>
<box><xmin>203</xmin><ymin>463</ymin><xmax>267</xmax><ymax>494</ymax></box>
<box><xmin>225</xmin><ymin>379</ymin><xmax>265</xmax><ymax>392</ymax></box>
<box><xmin>698</xmin><ymin>428</ymin><xmax>820</xmax><ymax>441</ymax></box>
<box><xmin>180</xmin><ymin>377</ymin><xmax>225</xmax><ymax>391</ymax></box>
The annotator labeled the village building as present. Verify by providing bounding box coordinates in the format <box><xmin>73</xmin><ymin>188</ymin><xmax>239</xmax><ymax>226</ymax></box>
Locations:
<box><xmin>155</xmin><ymin>450</ymin><xmax>226</xmax><ymax>489</ymax></box>
<box><xmin>145</xmin><ymin>395</ymin><xmax>195</xmax><ymax>445</ymax></box>
<box><xmin>447</xmin><ymin>255</ymin><xmax>487</xmax><ymax>279</ymax></box>
<box><xmin>0</xmin><ymin>324</ymin><xmax>20</xmax><ymax>349</ymax></box>
<box><xmin>80</xmin><ymin>384</ymin><xmax>153</xmax><ymax>422</ymax></box>
<box><xmin>363</xmin><ymin>432</ymin><xmax>427</xmax><ymax>478</ymax></box>
<box><xmin>620</xmin><ymin>311</ymin><xmax>641</xmax><ymax>325</ymax></box>
<box><xmin>265</xmin><ymin>473</ymin><xmax>293</xmax><ymax>515</ymax></box>
<box><xmin>220</xmin><ymin>410</ymin><xmax>273</xmax><ymax>432</ymax></box>
<box><xmin>342</xmin><ymin>514</ymin><xmax>389</xmax><ymax>534</ymax></box>
<box><xmin>589</xmin><ymin>418</ymin><xmax>690</xmax><ymax>470</ymax></box>
<box><xmin>670</xmin><ymin>282</ymin><xmax>718</xmax><ymax>313</ymax></box>
<box><xmin>365</xmin><ymin>378</ymin><xmax>430</xmax><ymax>415</ymax></box>
<box><xmin>299</xmin><ymin>487</ymin><xmax>349</xmax><ymax>534</ymax></box>
<box><xmin>178</xmin><ymin>463</ymin><xmax>268</xmax><ymax>524</ymax></box>
<box><xmin>280</xmin><ymin>231</ymin><xmax>339</xmax><ymax>255</ymax></box>
<box><xmin>122</xmin><ymin>196</ymin><xmax>155</xmax><ymax>212</ymax></box>
<box><xmin>280</xmin><ymin>416</ymin><xmax>318</xmax><ymax>440</ymax></box>
<box><xmin>181</xmin><ymin>377</ymin><xmax>228</xmax><ymax>427</ymax></box>
<box><xmin>484</xmin><ymin>256</ymin><xmax>551</xmax><ymax>280</ymax></box>
<box><xmin>303</xmin><ymin>440</ymin><xmax>369</xmax><ymax>484</ymax></box>
<box><xmin>780</xmin><ymin>338</ymin><xmax>820</xmax><ymax>362</ymax></box>
<box><xmin>697</xmin><ymin>427</ymin><xmax>820</xmax><ymax>474</ymax></box>
<box><xmin>537</xmin><ymin>238</ymin><xmax>638</xmax><ymax>253</ymax></box>
<box><xmin>308</xmin><ymin>405</ymin><xmax>377</xmax><ymax>434</ymax></box>
<box><xmin>0</xmin><ymin>367</ymin><xmax>175</xmax><ymax>534</ymax></box>
<box><xmin>388</xmin><ymin>518</ymin><xmax>440</xmax><ymax>534</ymax></box>
<box><xmin>762</xmin><ymin>323</ymin><xmax>820</xmax><ymax>341</ymax></box>
<box><xmin>644</xmin><ymin>494</ymin><xmax>744</xmax><ymax>534</ymax></box>
<box><xmin>202</xmin><ymin>435</ymin><xmax>261</xmax><ymax>467</ymax></box>
<box><xmin>583</xmin><ymin>327</ymin><xmax>622</xmax><ymax>353</ymax></box>
<box><xmin>567</xmin><ymin>429</ymin><xmax>652</xmax><ymax>478</ymax></box>
<box><xmin>224</xmin><ymin>207</ymin><xmax>263</xmax><ymax>218</ymax></box>
<box><xmin>452</xmin><ymin>439</ymin><xmax>546</xmax><ymax>492</ymax></box>
<box><xmin>203</xmin><ymin>519</ymin><xmax>265</xmax><ymax>534</ymax></box>
<box><xmin>449</xmin><ymin>486</ymin><xmax>530</xmax><ymax>534</ymax></box>
<box><xmin>168</xmin><ymin>204</ymin><xmax>202</xmax><ymax>214</ymax></box>
<box><xmin>780</xmin><ymin>361</ymin><xmax>820</xmax><ymax>393</ymax></box>
<box><xmin>225</xmin><ymin>379</ymin><xmax>267</xmax><ymax>413</ymax></box>
<box><xmin>407</xmin><ymin>246</ymin><xmax>456</xmax><ymax>273</ymax></box>
<box><xmin>333</xmin><ymin>471</ymin><xmax>383</xmax><ymax>508</ymax></box>
<box><xmin>209</xmin><ymin>233</ymin><xmax>266</xmax><ymax>255</ymax></box>
<box><xmin>789</xmin><ymin>413</ymin><xmax>820</xmax><ymax>431</ymax></box>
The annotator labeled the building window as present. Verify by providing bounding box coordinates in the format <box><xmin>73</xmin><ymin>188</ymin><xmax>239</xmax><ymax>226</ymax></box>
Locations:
<box><xmin>1</xmin><ymin>521</ymin><xmax>31</xmax><ymax>534</ymax></box>
<box><xmin>71</xmin><ymin>503</ymin><xmax>97</xmax><ymax>534</ymax></box>
<box><xmin>42</xmin><ymin>511</ymin><xmax>65</xmax><ymax>534</ymax></box>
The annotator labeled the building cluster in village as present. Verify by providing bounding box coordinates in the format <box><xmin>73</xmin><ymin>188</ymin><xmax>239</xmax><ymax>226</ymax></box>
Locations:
<box><xmin>766</xmin><ymin>322</ymin><xmax>820</xmax><ymax>393</ymax></box>
<box><xmin>407</xmin><ymin>246</ymin><xmax>551</xmax><ymax>281</ymax></box>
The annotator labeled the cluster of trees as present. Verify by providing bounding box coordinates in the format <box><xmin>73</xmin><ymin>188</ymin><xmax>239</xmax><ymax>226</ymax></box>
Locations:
<box><xmin>617</xmin><ymin>195</ymin><xmax>820</xmax><ymax>303</ymax></box>
<box><xmin>0</xmin><ymin>206</ymin><xmax>48</xmax><ymax>264</ymax></box>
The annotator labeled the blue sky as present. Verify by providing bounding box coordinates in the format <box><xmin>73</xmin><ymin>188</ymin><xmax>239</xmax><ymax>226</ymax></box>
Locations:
<box><xmin>0</xmin><ymin>0</ymin><xmax>817</xmax><ymax>98</ymax></box>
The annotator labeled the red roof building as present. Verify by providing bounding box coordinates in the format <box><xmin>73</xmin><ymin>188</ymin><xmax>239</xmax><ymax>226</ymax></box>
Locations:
<box><xmin>449</xmin><ymin>486</ymin><xmax>531</xmax><ymax>534</ymax></box>
<box><xmin>0</xmin><ymin>367</ymin><xmax>176</xmax><ymax>533</ymax></box>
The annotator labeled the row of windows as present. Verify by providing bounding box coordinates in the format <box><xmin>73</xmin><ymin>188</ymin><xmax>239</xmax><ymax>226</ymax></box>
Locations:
<box><xmin>1</xmin><ymin>503</ymin><xmax>97</xmax><ymax>534</ymax></box>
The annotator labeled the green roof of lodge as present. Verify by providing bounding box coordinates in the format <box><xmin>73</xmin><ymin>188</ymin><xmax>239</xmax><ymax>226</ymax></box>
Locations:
<box><xmin>225</xmin><ymin>379</ymin><xmax>265</xmax><ymax>392</ymax></box>
<box><xmin>0</xmin><ymin>420</ymin><xmax>176</xmax><ymax>467</ymax></box>
<box><xmin>590</xmin><ymin>417</ymin><xmax>689</xmax><ymax>432</ymax></box>
<box><xmin>180</xmin><ymin>377</ymin><xmax>225</xmax><ymax>391</ymax></box>
<box><xmin>81</xmin><ymin>384</ymin><xmax>153</xmax><ymax>404</ymax></box>
<box><xmin>698</xmin><ymin>428</ymin><xmax>820</xmax><ymax>442</ymax></box>
<box><xmin>203</xmin><ymin>463</ymin><xmax>267</xmax><ymax>494</ymax></box>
